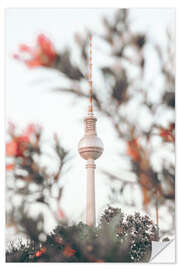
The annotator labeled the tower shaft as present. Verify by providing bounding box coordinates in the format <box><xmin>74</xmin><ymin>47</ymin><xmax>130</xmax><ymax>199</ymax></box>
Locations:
<box><xmin>86</xmin><ymin>159</ymin><xmax>96</xmax><ymax>226</ymax></box>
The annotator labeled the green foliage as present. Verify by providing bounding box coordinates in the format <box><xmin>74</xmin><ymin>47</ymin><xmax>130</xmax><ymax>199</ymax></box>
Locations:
<box><xmin>6</xmin><ymin>207</ymin><xmax>158</xmax><ymax>262</ymax></box>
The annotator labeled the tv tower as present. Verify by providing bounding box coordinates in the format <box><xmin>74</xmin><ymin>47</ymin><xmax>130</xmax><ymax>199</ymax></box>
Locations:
<box><xmin>78</xmin><ymin>36</ymin><xmax>104</xmax><ymax>226</ymax></box>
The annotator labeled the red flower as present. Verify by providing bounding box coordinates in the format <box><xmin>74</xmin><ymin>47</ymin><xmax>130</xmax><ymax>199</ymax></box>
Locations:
<box><xmin>6</xmin><ymin>135</ymin><xmax>29</xmax><ymax>158</ymax></box>
<box><xmin>15</xmin><ymin>136</ymin><xmax>30</xmax><ymax>157</ymax></box>
<box><xmin>6</xmin><ymin>141</ymin><xmax>17</xmax><ymax>156</ymax></box>
<box><xmin>13</xmin><ymin>34</ymin><xmax>57</xmax><ymax>68</ymax></box>
<box><xmin>63</xmin><ymin>245</ymin><xmax>76</xmax><ymax>257</ymax></box>
<box><xmin>160</xmin><ymin>123</ymin><xmax>175</xmax><ymax>142</ymax></box>
<box><xmin>6</xmin><ymin>164</ymin><xmax>14</xmax><ymax>171</ymax></box>
<box><xmin>6</xmin><ymin>124</ymin><xmax>36</xmax><ymax>157</ymax></box>
<box><xmin>35</xmin><ymin>247</ymin><xmax>46</xmax><ymax>257</ymax></box>
<box><xmin>127</xmin><ymin>138</ymin><xmax>140</xmax><ymax>161</ymax></box>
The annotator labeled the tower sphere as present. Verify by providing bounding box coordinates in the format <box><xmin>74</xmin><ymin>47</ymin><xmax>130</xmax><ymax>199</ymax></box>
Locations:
<box><xmin>78</xmin><ymin>134</ymin><xmax>104</xmax><ymax>160</ymax></box>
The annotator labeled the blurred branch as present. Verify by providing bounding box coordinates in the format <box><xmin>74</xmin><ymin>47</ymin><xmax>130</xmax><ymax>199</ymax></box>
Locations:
<box><xmin>101</xmin><ymin>169</ymin><xmax>136</xmax><ymax>185</ymax></box>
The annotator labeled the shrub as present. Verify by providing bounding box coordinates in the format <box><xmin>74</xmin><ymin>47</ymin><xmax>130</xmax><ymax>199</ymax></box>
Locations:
<box><xmin>6</xmin><ymin>206</ymin><xmax>158</xmax><ymax>262</ymax></box>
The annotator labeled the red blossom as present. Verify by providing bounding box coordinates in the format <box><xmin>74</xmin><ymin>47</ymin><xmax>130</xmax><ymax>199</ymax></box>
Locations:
<box><xmin>6</xmin><ymin>137</ymin><xmax>28</xmax><ymax>158</ymax></box>
<box><xmin>13</xmin><ymin>34</ymin><xmax>57</xmax><ymax>68</ymax></box>
<box><xmin>35</xmin><ymin>247</ymin><xmax>46</xmax><ymax>257</ymax></box>
<box><xmin>6</xmin><ymin>124</ymin><xmax>36</xmax><ymax>158</ymax></box>
<box><xmin>6</xmin><ymin>141</ymin><xmax>17</xmax><ymax>157</ymax></box>
<box><xmin>63</xmin><ymin>245</ymin><xmax>76</xmax><ymax>257</ymax></box>
<box><xmin>6</xmin><ymin>164</ymin><xmax>14</xmax><ymax>171</ymax></box>
<box><xmin>19</xmin><ymin>44</ymin><xmax>32</xmax><ymax>52</ymax></box>
<box><xmin>127</xmin><ymin>138</ymin><xmax>140</xmax><ymax>161</ymax></box>
<box><xmin>160</xmin><ymin>123</ymin><xmax>175</xmax><ymax>142</ymax></box>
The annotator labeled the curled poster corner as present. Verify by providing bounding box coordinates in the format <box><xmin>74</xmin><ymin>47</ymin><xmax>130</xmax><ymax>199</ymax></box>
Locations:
<box><xmin>150</xmin><ymin>239</ymin><xmax>175</xmax><ymax>263</ymax></box>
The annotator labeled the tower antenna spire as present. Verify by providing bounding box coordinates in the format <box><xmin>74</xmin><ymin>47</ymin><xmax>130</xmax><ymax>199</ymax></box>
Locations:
<box><xmin>88</xmin><ymin>35</ymin><xmax>93</xmax><ymax>113</ymax></box>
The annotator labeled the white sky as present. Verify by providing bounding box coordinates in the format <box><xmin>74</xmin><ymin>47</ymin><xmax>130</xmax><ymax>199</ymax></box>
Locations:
<box><xmin>6</xmin><ymin>8</ymin><xmax>175</xmax><ymax>231</ymax></box>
